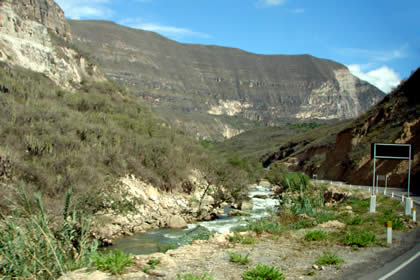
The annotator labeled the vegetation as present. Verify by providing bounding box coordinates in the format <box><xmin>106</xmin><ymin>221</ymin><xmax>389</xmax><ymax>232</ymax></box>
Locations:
<box><xmin>315</xmin><ymin>252</ymin><xmax>344</xmax><ymax>266</ymax></box>
<box><xmin>242</xmin><ymin>264</ymin><xmax>285</xmax><ymax>280</ymax></box>
<box><xmin>0</xmin><ymin>63</ymin><xmax>251</xmax><ymax>214</ymax></box>
<box><xmin>143</xmin><ymin>257</ymin><xmax>161</xmax><ymax>273</ymax></box>
<box><xmin>229</xmin><ymin>233</ymin><xmax>258</xmax><ymax>245</ymax></box>
<box><xmin>177</xmin><ymin>273</ymin><xmax>213</xmax><ymax>280</ymax></box>
<box><xmin>0</xmin><ymin>188</ymin><xmax>97</xmax><ymax>279</ymax></box>
<box><xmin>247</xmin><ymin>218</ymin><xmax>283</xmax><ymax>235</ymax></box>
<box><xmin>343</xmin><ymin>231</ymin><xmax>376</xmax><ymax>247</ymax></box>
<box><xmin>230</xmin><ymin>252</ymin><xmax>250</xmax><ymax>265</ymax></box>
<box><xmin>304</xmin><ymin>230</ymin><xmax>328</xmax><ymax>241</ymax></box>
<box><xmin>91</xmin><ymin>250</ymin><xmax>133</xmax><ymax>275</ymax></box>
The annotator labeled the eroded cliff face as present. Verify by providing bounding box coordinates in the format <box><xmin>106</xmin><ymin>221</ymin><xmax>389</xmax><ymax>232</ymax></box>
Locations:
<box><xmin>0</xmin><ymin>0</ymin><xmax>104</xmax><ymax>89</ymax></box>
<box><xmin>296</xmin><ymin>69</ymin><xmax>379</xmax><ymax>120</ymax></box>
<box><xmin>266</xmin><ymin>68</ymin><xmax>420</xmax><ymax>191</ymax></box>
<box><xmin>68</xmin><ymin>20</ymin><xmax>385</xmax><ymax>140</ymax></box>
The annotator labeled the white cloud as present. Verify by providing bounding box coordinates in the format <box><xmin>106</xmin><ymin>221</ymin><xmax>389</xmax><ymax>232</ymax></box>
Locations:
<box><xmin>258</xmin><ymin>0</ymin><xmax>287</xmax><ymax>6</ymax></box>
<box><xmin>55</xmin><ymin>0</ymin><xmax>114</xmax><ymax>19</ymax></box>
<box><xmin>292</xmin><ymin>8</ymin><xmax>305</xmax><ymax>13</ymax></box>
<box><xmin>120</xmin><ymin>19</ymin><xmax>211</xmax><ymax>39</ymax></box>
<box><xmin>348</xmin><ymin>64</ymin><xmax>401</xmax><ymax>93</ymax></box>
<box><xmin>336</xmin><ymin>45</ymin><xmax>408</xmax><ymax>63</ymax></box>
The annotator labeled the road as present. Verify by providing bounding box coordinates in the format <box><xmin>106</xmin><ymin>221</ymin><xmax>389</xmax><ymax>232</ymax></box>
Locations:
<box><xmin>361</xmin><ymin>243</ymin><xmax>420</xmax><ymax>280</ymax></box>
<box><xmin>314</xmin><ymin>179</ymin><xmax>420</xmax><ymax>205</ymax></box>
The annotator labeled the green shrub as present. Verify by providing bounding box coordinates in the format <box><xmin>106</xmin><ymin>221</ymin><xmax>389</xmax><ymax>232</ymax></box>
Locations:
<box><xmin>229</xmin><ymin>233</ymin><xmax>257</xmax><ymax>245</ymax></box>
<box><xmin>91</xmin><ymin>250</ymin><xmax>133</xmax><ymax>275</ymax></box>
<box><xmin>0</xmin><ymin>63</ymin><xmax>252</xmax><ymax>214</ymax></box>
<box><xmin>346</xmin><ymin>216</ymin><xmax>363</xmax><ymax>225</ymax></box>
<box><xmin>315</xmin><ymin>252</ymin><xmax>344</xmax><ymax>266</ymax></box>
<box><xmin>242</xmin><ymin>264</ymin><xmax>285</xmax><ymax>280</ymax></box>
<box><xmin>230</xmin><ymin>252</ymin><xmax>250</xmax><ymax>265</ymax></box>
<box><xmin>315</xmin><ymin>211</ymin><xmax>336</xmax><ymax>224</ymax></box>
<box><xmin>247</xmin><ymin>218</ymin><xmax>283</xmax><ymax>234</ymax></box>
<box><xmin>282</xmin><ymin>172</ymin><xmax>310</xmax><ymax>192</ymax></box>
<box><xmin>143</xmin><ymin>257</ymin><xmax>161</xmax><ymax>273</ymax></box>
<box><xmin>291</xmin><ymin>218</ymin><xmax>314</xmax><ymax>229</ymax></box>
<box><xmin>0</xmin><ymin>188</ymin><xmax>97</xmax><ymax>279</ymax></box>
<box><xmin>344</xmin><ymin>231</ymin><xmax>376</xmax><ymax>247</ymax></box>
<box><xmin>304</xmin><ymin>230</ymin><xmax>327</xmax><ymax>241</ymax></box>
<box><xmin>177</xmin><ymin>273</ymin><xmax>213</xmax><ymax>280</ymax></box>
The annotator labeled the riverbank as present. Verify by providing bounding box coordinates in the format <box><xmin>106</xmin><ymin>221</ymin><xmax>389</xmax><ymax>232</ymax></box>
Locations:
<box><xmin>59</xmin><ymin>183</ymin><xmax>419</xmax><ymax>280</ymax></box>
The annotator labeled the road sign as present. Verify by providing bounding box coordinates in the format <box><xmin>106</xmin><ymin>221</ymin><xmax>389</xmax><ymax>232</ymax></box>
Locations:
<box><xmin>371</xmin><ymin>143</ymin><xmax>414</xmax><ymax>160</ymax></box>
<box><xmin>371</xmin><ymin>143</ymin><xmax>413</xmax><ymax>197</ymax></box>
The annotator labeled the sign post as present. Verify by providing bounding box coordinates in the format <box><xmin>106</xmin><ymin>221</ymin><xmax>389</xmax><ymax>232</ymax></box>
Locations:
<box><xmin>371</xmin><ymin>143</ymin><xmax>413</xmax><ymax>197</ymax></box>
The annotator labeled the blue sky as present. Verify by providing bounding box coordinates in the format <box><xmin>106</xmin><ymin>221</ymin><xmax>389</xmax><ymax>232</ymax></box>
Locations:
<box><xmin>56</xmin><ymin>0</ymin><xmax>419</xmax><ymax>93</ymax></box>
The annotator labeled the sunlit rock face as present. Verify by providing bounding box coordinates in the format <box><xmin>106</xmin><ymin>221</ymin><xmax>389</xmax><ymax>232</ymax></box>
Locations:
<box><xmin>0</xmin><ymin>0</ymin><xmax>104</xmax><ymax>89</ymax></box>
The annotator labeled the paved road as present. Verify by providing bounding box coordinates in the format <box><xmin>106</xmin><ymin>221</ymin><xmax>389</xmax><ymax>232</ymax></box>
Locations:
<box><xmin>360</xmin><ymin>243</ymin><xmax>420</xmax><ymax>280</ymax></box>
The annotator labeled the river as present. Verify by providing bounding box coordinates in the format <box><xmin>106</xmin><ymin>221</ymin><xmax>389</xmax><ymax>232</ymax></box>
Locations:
<box><xmin>108</xmin><ymin>185</ymin><xmax>278</xmax><ymax>255</ymax></box>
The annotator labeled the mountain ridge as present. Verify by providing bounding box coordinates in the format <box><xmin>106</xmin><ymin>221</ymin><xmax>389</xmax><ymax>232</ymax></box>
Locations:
<box><xmin>68</xmin><ymin>19</ymin><xmax>384</xmax><ymax>140</ymax></box>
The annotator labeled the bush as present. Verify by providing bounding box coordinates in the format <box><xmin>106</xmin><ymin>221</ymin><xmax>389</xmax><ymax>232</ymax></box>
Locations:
<box><xmin>143</xmin><ymin>257</ymin><xmax>161</xmax><ymax>273</ymax></box>
<box><xmin>315</xmin><ymin>252</ymin><xmax>344</xmax><ymax>266</ymax></box>
<box><xmin>229</xmin><ymin>233</ymin><xmax>257</xmax><ymax>245</ymax></box>
<box><xmin>0</xmin><ymin>63</ymin><xmax>252</xmax><ymax>214</ymax></box>
<box><xmin>304</xmin><ymin>230</ymin><xmax>327</xmax><ymax>241</ymax></box>
<box><xmin>344</xmin><ymin>231</ymin><xmax>376</xmax><ymax>247</ymax></box>
<box><xmin>0</xmin><ymin>188</ymin><xmax>97</xmax><ymax>279</ymax></box>
<box><xmin>345</xmin><ymin>216</ymin><xmax>363</xmax><ymax>225</ymax></box>
<box><xmin>177</xmin><ymin>273</ymin><xmax>213</xmax><ymax>280</ymax></box>
<box><xmin>91</xmin><ymin>250</ymin><xmax>133</xmax><ymax>275</ymax></box>
<box><xmin>247</xmin><ymin>218</ymin><xmax>283</xmax><ymax>235</ymax></box>
<box><xmin>230</xmin><ymin>252</ymin><xmax>250</xmax><ymax>265</ymax></box>
<box><xmin>242</xmin><ymin>264</ymin><xmax>285</xmax><ymax>280</ymax></box>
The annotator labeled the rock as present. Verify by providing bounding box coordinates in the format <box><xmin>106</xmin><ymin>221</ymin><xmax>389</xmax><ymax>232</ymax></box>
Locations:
<box><xmin>228</xmin><ymin>210</ymin><xmax>251</xmax><ymax>217</ymax></box>
<box><xmin>58</xmin><ymin>268</ymin><xmax>112</xmax><ymax>280</ymax></box>
<box><xmin>312</xmin><ymin>264</ymin><xmax>320</xmax><ymax>270</ymax></box>
<box><xmin>253</xmin><ymin>194</ymin><xmax>268</xmax><ymax>199</ymax></box>
<box><xmin>240</xmin><ymin>199</ymin><xmax>253</xmax><ymax>210</ymax></box>
<box><xmin>209</xmin><ymin>232</ymin><xmax>232</xmax><ymax>245</ymax></box>
<box><xmin>167</xmin><ymin>215</ymin><xmax>187</xmax><ymax>229</ymax></box>
<box><xmin>318</xmin><ymin>220</ymin><xmax>346</xmax><ymax>230</ymax></box>
<box><xmin>273</xmin><ymin>186</ymin><xmax>285</xmax><ymax>195</ymax></box>
<box><xmin>146</xmin><ymin>270</ymin><xmax>166</xmax><ymax>277</ymax></box>
<box><xmin>201</xmin><ymin>212</ymin><xmax>218</xmax><ymax>221</ymax></box>
<box><xmin>241</xmin><ymin>200</ymin><xmax>253</xmax><ymax>211</ymax></box>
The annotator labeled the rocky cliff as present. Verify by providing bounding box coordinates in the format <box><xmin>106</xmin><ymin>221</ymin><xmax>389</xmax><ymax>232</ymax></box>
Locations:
<box><xmin>0</xmin><ymin>0</ymin><xmax>104</xmax><ymax>89</ymax></box>
<box><xmin>68</xmin><ymin>20</ymin><xmax>384</xmax><ymax>139</ymax></box>
<box><xmin>264</xmin><ymin>68</ymin><xmax>420</xmax><ymax>192</ymax></box>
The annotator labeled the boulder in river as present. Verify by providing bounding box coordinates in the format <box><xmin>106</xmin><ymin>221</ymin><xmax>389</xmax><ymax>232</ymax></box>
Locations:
<box><xmin>228</xmin><ymin>210</ymin><xmax>251</xmax><ymax>217</ymax></box>
<box><xmin>253</xmin><ymin>194</ymin><xmax>268</xmax><ymax>199</ymax></box>
<box><xmin>167</xmin><ymin>215</ymin><xmax>188</xmax><ymax>229</ymax></box>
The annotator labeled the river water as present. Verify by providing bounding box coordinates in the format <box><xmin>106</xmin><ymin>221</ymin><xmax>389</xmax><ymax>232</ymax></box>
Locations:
<box><xmin>109</xmin><ymin>185</ymin><xmax>278</xmax><ymax>255</ymax></box>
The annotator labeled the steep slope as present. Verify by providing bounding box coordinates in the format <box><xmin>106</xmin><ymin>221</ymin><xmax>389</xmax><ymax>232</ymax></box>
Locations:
<box><xmin>0</xmin><ymin>0</ymin><xmax>251</xmax><ymax>214</ymax></box>
<box><xmin>263</xmin><ymin>68</ymin><xmax>420</xmax><ymax>192</ymax></box>
<box><xmin>0</xmin><ymin>0</ymin><xmax>104</xmax><ymax>89</ymax></box>
<box><xmin>68</xmin><ymin>20</ymin><xmax>384</xmax><ymax>139</ymax></box>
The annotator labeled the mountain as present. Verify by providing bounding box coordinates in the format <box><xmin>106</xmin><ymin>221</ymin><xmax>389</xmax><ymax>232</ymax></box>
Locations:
<box><xmin>262</xmin><ymin>68</ymin><xmax>420</xmax><ymax>192</ymax></box>
<box><xmin>68</xmin><ymin>20</ymin><xmax>385</xmax><ymax>140</ymax></box>
<box><xmin>0</xmin><ymin>0</ymin><xmax>104</xmax><ymax>89</ymax></box>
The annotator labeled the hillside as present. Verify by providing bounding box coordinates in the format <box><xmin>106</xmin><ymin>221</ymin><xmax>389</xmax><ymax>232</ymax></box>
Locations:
<box><xmin>263</xmin><ymin>68</ymin><xmax>420</xmax><ymax>192</ymax></box>
<box><xmin>68</xmin><ymin>20</ymin><xmax>384</xmax><ymax>140</ymax></box>
<box><xmin>0</xmin><ymin>1</ymin><xmax>251</xmax><ymax>214</ymax></box>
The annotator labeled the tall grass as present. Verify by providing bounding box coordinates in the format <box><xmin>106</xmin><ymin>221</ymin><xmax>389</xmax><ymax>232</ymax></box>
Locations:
<box><xmin>0</xmin><ymin>187</ymin><xmax>97</xmax><ymax>279</ymax></box>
